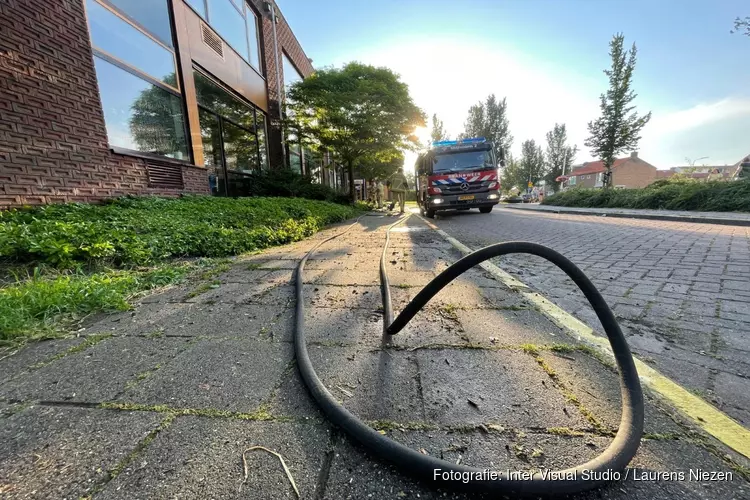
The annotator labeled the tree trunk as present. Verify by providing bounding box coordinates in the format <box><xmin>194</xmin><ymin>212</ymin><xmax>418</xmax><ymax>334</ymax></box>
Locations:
<box><xmin>347</xmin><ymin>161</ymin><xmax>356</xmax><ymax>202</ymax></box>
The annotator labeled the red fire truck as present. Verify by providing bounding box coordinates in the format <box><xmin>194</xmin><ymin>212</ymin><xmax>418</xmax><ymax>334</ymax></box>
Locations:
<box><xmin>415</xmin><ymin>137</ymin><xmax>503</xmax><ymax>218</ymax></box>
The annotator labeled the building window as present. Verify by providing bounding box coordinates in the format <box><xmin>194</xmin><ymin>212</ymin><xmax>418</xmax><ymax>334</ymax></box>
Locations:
<box><xmin>105</xmin><ymin>0</ymin><xmax>174</xmax><ymax>48</ymax></box>
<box><xmin>569</xmin><ymin>176</ymin><xmax>576</xmax><ymax>185</ymax></box>
<box><xmin>194</xmin><ymin>69</ymin><xmax>269</xmax><ymax>196</ymax></box>
<box><xmin>184</xmin><ymin>0</ymin><xmax>263</xmax><ymax>74</ymax></box>
<box><xmin>282</xmin><ymin>52</ymin><xmax>304</xmax><ymax>99</ymax></box>
<box><xmin>86</xmin><ymin>0</ymin><xmax>189</xmax><ymax>160</ymax></box>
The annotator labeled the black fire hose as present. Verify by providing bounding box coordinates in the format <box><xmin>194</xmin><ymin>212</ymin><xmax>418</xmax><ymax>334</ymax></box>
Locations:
<box><xmin>294</xmin><ymin>215</ymin><xmax>644</xmax><ymax>496</ymax></box>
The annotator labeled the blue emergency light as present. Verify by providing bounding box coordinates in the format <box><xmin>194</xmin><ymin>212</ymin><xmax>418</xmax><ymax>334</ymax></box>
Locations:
<box><xmin>431</xmin><ymin>137</ymin><xmax>486</xmax><ymax>147</ymax></box>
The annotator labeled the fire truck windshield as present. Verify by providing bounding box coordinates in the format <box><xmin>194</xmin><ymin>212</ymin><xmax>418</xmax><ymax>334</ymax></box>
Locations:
<box><xmin>430</xmin><ymin>150</ymin><xmax>494</xmax><ymax>173</ymax></box>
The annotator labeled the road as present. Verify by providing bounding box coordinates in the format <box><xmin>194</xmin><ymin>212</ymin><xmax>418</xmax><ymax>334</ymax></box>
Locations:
<box><xmin>430</xmin><ymin>206</ymin><xmax>750</xmax><ymax>427</ymax></box>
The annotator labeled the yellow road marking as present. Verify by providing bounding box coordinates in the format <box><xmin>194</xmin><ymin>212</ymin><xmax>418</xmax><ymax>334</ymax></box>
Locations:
<box><xmin>417</xmin><ymin>213</ymin><xmax>750</xmax><ymax>459</ymax></box>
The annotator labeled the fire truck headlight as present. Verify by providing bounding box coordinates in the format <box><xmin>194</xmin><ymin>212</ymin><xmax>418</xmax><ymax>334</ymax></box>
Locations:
<box><xmin>487</xmin><ymin>193</ymin><xmax>499</xmax><ymax>200</ymax></box>
<box><xmin>432</xmin><ymin>198</ymin><xmax>444</xmax><ymax>204</ymax></box>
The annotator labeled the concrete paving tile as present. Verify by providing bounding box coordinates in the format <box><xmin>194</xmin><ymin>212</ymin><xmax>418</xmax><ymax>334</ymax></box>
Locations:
<box><xmin>304</xmin><ymin>307</ymin><xmax>384</xmax><ymax>346</ymax></box>
<box><xmin>0</xmin><ymin>405</ymin><xmax>161</xmax><ymax>499</ymax></box>
<box><xmin>303</xmin><ymin>268</ymin><xmax>380</xmax><ymax>286</ymax></box>
<box><xmin>0</xmin><ymin>337</ymin><xmax>191</xmax><ymax>403</ymax></box>
<box><xmin>322</xmin><ymin>430</ymin><xmax>479</xmax><ymax>500</ymax></box>
<box><xmin>630</xmin><ymin>350</ymin><xmax>712</xmax><ymax>395</ymax></box>
<box><xmin>97</xmin><ymin>417</ymin><xmax>330</xmax><ymax>500</ymax></box>
<box><xmin>541</xmin><ymin>352</ymin><xmax>685</xmax><ymax>434</ymax></box>
<box><xmin>216</xmin><ymin>267</ymin><xmax>288</xmax><ymax>284</ymax></box>
<box><xmin>83</xmin><ymin>302</ymin><xmax>288</xmax><ymax>340</ymax></box>
<box><xmin>184</xmin><ymin>276</ymin><xmax>293</xmax><ymax>305</ymax></box>
<box><xmin>0</xmin><ymin>338</ymin><xmax>86</xmax><ymax>384</ymax></box>
<box><xmin>234</xmin><ymin>257</ymin><xmax>299</xmax><ymax>269</ymax></box>
<box><xmin>271</xmin><ymin>346</ymin><xmax>424</xmax><ymax>422</ymax></box>
<box><xmin>587</xmin><ymin>439</ymin><xmax>749</xmax><ymax>500</ymax></box>
<box><xmin>386</xmin><ymin>309</ymin><xmax>474</xmax><ymax>348</ymax></box>
<box><xmin>711</xmin><ymin>372</ymin><xmax>750</xmax><ymax>427</ymax></box>
<box><xmin>304</xmin><ymin>284</ymin><xmax>411</xmax><ymax>311</ymax></box>
<box><xmin>455</xmin><ymin>307</ymin><xmax>565</xmax><ymax>346</ymax></box>
<box><xmin>416</xmin><ymin>349</ymin><xmax>585</xmax><ymax>428</ymax></box>
<box><xmin>122</xmin><ymin>338</ymin><xmax>293</xmax><ymax>413</ymax></box>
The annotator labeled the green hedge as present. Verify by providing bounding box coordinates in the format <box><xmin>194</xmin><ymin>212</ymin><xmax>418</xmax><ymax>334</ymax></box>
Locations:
<box><xmin>0</xmin><ymin>196</ymin><xmax>359</xmax><ymax>269</ymax></box>
<box><xmin>240</xmin><ymin>168</ymin><xmax>350</xmax><ymax>204</ymax></box>
<box><xmin>543</xmin><ymin>179</ymin><xmax>750</xmax><ymax>212</ymax></box>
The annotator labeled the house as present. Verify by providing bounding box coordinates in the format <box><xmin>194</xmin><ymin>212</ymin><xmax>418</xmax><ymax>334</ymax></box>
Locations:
<box><xmin>567</xmin><ymin>152</ymin><xmax>657</xmax><ymax>189</ymax></box>
<box><xmin>656</xmin><ymin>155</ymin><xmax>750</xmax><ymax>182</ymax></box>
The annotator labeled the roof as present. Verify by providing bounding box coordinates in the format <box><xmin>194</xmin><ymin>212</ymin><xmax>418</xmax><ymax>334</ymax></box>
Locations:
<box><xmin>570</xmin><ymin>158</ymin><xmax>630</xmax><ymax>176</ymax></box>
<box><xmin>656</xmin><ymin>170</ymin><xmax>674</xmax><ymax>179</ymax></box>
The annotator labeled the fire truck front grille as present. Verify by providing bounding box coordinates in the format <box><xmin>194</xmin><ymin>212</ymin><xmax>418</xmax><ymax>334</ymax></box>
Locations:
<box><xmin>440</xmin><ymin>181</ymin><xmax>492</xmax><ymax>195</ymax></box>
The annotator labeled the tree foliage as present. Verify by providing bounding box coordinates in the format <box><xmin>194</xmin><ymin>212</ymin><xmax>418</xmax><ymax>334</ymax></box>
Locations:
<box><xmin>584</xmin><ymin>33</ymin><xmax>651</xmax><ymax>188</ymax></box>
<box><xmin>129</xmin><ymin>73</ymin><xmax>188</xmax><ymax>157</ymax></box>
<box><xmin>544</xmin><ymin>123</ymin><xmax>577</xmax><ymax>189</ymax></box>
<box><xmin>460</xmin><ymin>94</ymin><xmax>512</xmax><ymax>160</ymax></box>
<box><xmin>731</xmin><ymin>16</ymin><xmax>750</xmax><ymax>36</ymax></box>
<box><xmin>501</xmin><ymin>152</ymin><xmax>523</xmax><ymax>193</ymax></box>
<box><xmin>519</xmin><ymin>139</ymin><xmax>546</xmax><ymax>188</ymax></box>
<box><xmin>430</xmin><ymin>113</ymin><xmax>449</xmax><ymax>144</ymax></box>
<box><xmin>286</xmin><ymin>62</ymin><xmax>425</xmax><ymax>200</ymax></box>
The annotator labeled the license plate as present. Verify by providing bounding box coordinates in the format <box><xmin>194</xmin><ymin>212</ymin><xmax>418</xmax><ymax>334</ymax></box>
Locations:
<box><xmin>458</xmin><ymin>195</ymin><xmax>475</xmax><ymax>201</ymax></box>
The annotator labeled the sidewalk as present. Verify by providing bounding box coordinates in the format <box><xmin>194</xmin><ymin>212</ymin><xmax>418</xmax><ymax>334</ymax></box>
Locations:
<box><xmin>1</xmin><ymin>214</ymin><xmax>747</xmax><ymax>499</ymax></box>
<box><xmin>503</xmin><ymin>203</ymin><xmax>750</xmax><ymax>226</ymax></box>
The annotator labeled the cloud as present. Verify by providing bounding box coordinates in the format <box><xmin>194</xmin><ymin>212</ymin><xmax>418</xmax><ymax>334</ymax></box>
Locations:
<box><xmin>330</xmin><ymin>36</ymin><xmax>748</xmax><ymax>170</ymax></box>
<box><xmin>646</xmin><ymin>98</ymin><xmax>750</xmax><ymax>136</ymax></box>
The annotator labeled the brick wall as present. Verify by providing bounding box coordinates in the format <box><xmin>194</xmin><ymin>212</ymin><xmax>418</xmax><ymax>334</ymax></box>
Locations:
<box><xmin>0</xmin><ymin>0</ymin><xmax>209</xmax><ymax>208</ymax></box>
<box><xmin>256</xmin><ymin>0</ymin><xmax>314</xmax><ymax>169</ymax></box>
<box><xmin>612</xmin><ymin>158</ymin><xmax>657</xmax><ymax>188</ymax></box>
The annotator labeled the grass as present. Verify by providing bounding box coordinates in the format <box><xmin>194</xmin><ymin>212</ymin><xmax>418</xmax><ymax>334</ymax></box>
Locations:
<box><xmin>0</xmin><ymin>196</ymin><xmax>361</xmax><ymax>344</ymax></box>
<box><xmin>0</xmin><ymin>265</ymin><xmax>196</xmax><ymax>344</ymax></box>
<box><xmin>0</xmin><ymin>196</ymin><xmax>359</xmax><ymax>269</ymax></box>
<box><xmin>543</xmin><ymin>178</ymin><xmax>750</xmax><ymax>212</ymax></box>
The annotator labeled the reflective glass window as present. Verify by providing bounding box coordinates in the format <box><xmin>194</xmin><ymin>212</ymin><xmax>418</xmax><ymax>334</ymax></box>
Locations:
<box><xmin>184</xmin><ymin>0</ymin><xmax>207</xmax><ymax>18</ymax></box>
<box><xmin>87</xmin><ymin>0</ymin><xmax>176</xmax><ymax>85</ymax></box>
<box><xmin>256</xmin><ymin>113</ymin><xmax>269</xmax><ymax>170</ymax></box>
<box><xmin>282</xmin><ymin>53</ymin><xmax>303</xmax><ymax>95</ymax></box>
<box><xmin>223</xmin><ymin>121</ymin><xmax>258</xmax><ymax>173</ymax></box>
<box><xmin>94</xmin><ymin>57</ymin><xmax>188</xmax><ymax>159</ymax></box>
<box><xmin>245</xmin><ymin>6</ymin><xmax>261</xmax><ymax>71</ymax></box>
<box><xmin>106</xmin><ymin>0</ymin><xmax>174</xmax><ymax>47</ymax></box>
<box><xmin>194</xmin><ymin>70</ymin><xmax>254</xmax><ymax>128</ymax></box>
<box><xmin>207</xmin><ymin>0</ymin><xmax>249</xmax><ymax>61</ymax></box>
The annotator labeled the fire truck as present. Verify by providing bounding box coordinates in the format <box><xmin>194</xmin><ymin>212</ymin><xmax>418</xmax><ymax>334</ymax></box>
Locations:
<box><xmin>415</xmin><ymin>137</ymin><xmax>503</xmax><ymax>218</ymax></box>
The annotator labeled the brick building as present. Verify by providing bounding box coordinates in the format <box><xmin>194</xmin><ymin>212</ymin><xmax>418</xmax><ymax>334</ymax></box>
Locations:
<box><xmin>0</xmin><ymin>0</ymin><xmax>317</xmax><ymax>207</ymax></box>
<box><xmin>567</xmin><ymin>152</ymin><xmax>657</xmax><ymax>189</ymax></box>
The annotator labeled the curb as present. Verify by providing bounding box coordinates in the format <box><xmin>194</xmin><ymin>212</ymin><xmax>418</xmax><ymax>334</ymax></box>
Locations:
<box><xmin>501</xmin><ymin>205</ymin><xmax>750</xmax><ymax>227</ymax></box>
<box><xmin>416</xmin><ymin>213</ymin><xmax>750</xmax><ymax>460</ymax></box>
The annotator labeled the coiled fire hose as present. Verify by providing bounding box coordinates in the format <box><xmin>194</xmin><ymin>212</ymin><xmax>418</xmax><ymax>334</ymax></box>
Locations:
<box><xmin>294</xmin><ymin>214</ymin><xmax>644</xmax><ymax>496</ymax></box>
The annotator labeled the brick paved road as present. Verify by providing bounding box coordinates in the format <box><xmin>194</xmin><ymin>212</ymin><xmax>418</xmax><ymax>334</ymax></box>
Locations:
<box><xmin>431</xmin><ymin>207</ymin><xmax>750</xmax><ymax>427</ymax></box>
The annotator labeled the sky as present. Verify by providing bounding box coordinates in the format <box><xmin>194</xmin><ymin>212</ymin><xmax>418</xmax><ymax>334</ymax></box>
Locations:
<box><xmin>277</xmin><ymin>0</ymin><xmax>749</xmax><ymax>171</ymax></box>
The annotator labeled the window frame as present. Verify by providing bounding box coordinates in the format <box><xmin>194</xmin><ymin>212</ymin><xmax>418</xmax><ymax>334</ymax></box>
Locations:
<box><xmin>193</xmin><ymin>67</ymin><xmax>268</xmax><ymax>195</ymax></box>
<box><xmin>86</xmin><ymin>0</ymin><xmax>180</xmax><ymax>94</ymax></box>
<box><xmin>182</xmin><ymin>0</ymin><xmax>264</xmax><ymax>75</ymax></box>
<box><xmin>85</xmin><ymin>0</ymin><xmax>192</xmax><ymax>162</ymax></box>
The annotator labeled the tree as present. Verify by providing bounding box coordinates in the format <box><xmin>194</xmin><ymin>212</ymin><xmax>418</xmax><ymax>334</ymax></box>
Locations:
<box><xmin>460</xmin><ymin>94</ymin><xmax>512</xmax><ymax>161</ymax></box>
<box><xmin>544</xmin><ymin>123</ymin><xmax>577</xmax><ymax>189</ymax></box>
<box><xmin>518</xmin><ymin>139</ymin><xmax>545</xmax><ymax>189</ymax></box>
<box><xmin>584</xmin><ymin>33</ymin><xmax>651</xmax><ymax>188</ymax></box>
<box><xmin>501</xmin><ymin>152</ymin><xmax>523</xmax><ymax>193</ymax></box>
<box><xmin>129</xmin><ymin>73</ymin><xmax>189</xmax><ymax>157</ymax></box>
<box><xmin>286</xmin><ymin>63</ymin><xmax>425</xmax><ymax>201</ymax></box>
<box><xmin>430</xmin><ymin>113</ymin><xmax>449</xmax><ymax>144</ymax></box>
<box><xmin>731</xmin><ymin>16</ymin><xmax>750</xmax><ymax>36</ymax></box>
<box><xmin>356</xmin><ymin>153</ymin><xmax>404</xmax><ymax>182</ymax></box>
